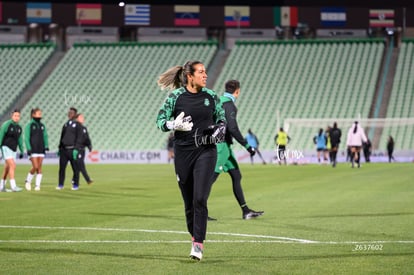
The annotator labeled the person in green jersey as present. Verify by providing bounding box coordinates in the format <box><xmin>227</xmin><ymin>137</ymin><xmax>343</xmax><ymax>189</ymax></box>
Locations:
<box><xmin>211</xmin><ymin>80</ymin><xmax>264</xmax><ymax>220</ymax></box>
<box><xmin>0</xmin><ymin>110</ymin><xmax>24</xmax><ymax>192</ymax></box>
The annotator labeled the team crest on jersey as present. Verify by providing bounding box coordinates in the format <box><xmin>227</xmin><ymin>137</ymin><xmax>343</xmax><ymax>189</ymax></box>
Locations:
<box><xmin>204</xmin><ymin>98</ymin><xmax>210</xmax><ymax>106</ymax></box>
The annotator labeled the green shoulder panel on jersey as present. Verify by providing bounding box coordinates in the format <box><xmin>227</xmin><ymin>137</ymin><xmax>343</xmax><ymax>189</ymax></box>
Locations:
<box><xmin>202</xmin><ymin>88</ymin><xmax>226</xmax><ymax>124</ymax></box>
<box><xmin>220</xmin><ymin>95</ymin><xmax>232</xmax><ymax>104</ymax></box>
<box><xmin>156</xmin><ymin>87</ymin><xmax>186</xmax><ymax>132</ymax></box>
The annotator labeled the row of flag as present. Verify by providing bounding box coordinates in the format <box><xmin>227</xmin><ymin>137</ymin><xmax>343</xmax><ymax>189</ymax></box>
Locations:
<box><xmin>318</xmin><ymin>7</ymin><xmax>395</xmax><ymax>28</ymax></box>
<box><xmin>126</xmin><ymin>5</ymin><xmax>252</xmax><ymax>27</ymax></box>
<box><xmin>11</xmin><ymin>2</ymin><xmax>103</xmax><ymax>25</ymax></box>
<box><xmin>0</xmin><ymin>2</ymin><xmax>396</xmax><ymax>28</ymax></box>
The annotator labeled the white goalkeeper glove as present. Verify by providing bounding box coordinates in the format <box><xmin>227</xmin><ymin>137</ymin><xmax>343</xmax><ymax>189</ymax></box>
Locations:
<box><xmin>166</xmin><ymin>111</ymin><xmax>193</xmax><ymax>131</ymax></box>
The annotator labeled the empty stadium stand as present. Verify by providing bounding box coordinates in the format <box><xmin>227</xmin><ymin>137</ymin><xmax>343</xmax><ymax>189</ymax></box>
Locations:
<box><xmin>0</xmin><ymin>43</ymin><xmax>55</xmax><ymax>117</ymax></box>
<box><xmin>378</xmin><ymin>40</ymin><xmax>414</xmax><ymax>151</ymax></box>
<box><xmin>213</xmin><ymin>39</ymin><xmax>385</xmax><ymax>151</ymax></box>
<box><xmin>19</xmin><ymin>41</ymin><xmax>218</xmax><ymax>151</ymax></box>
<box><xmin>6</xmin><ymin>38</ymin><xmax>412</xmax><ymax>156</ymax></box>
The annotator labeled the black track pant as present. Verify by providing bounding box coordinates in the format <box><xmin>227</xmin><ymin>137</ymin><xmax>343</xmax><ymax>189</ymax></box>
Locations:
<box><xmin>78</xmin><ymin>149</ymin><xmax>91</xmax><ymax>182</ymax></box>
<box><xmin>58</xmin><ymin>148</ymin><xmax>79</xmax><ymax>187</ymax></box>
<box><xmin>174</xmin><ymin>145</ymin><xmax>216</xmax><ymax>244</ymax></box>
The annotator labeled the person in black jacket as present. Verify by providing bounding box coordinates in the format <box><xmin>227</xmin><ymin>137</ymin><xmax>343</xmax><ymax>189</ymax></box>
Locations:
<box><xmin>0</xmin><ymin>110</ymin><xmax>24</xmax><ymax>192</ymax></box>
<box><xmin>74</xmin><ymin>113</ymin><xmax>93</xmax><ymax>184</ymax></box>
<box><xmin>24</xmin><ymin>108</ymin><xmax>49</xmax><ymax>191</ymax></box>
<box><xmin>329</xmin><ymin>122</ymin><xmax>342</xmax><ymax>167</ymax></box>
<box><xmin>57</xmin><ymin>107</ymin><xmax>83</xmax><ymax>190</ymax></box>
<box><xmin>387</xmin><ymin>135</ymin><xmax>395</xmax><ymax>163</ymax></box>
<box><xmin>362</xmin><ymin>138</ymin><xmax>372</xmax><ymax>163</ymax></box>
<box><xmin>211</xmin><ymin>80</ymin><xmax>264</xmax><ymax>220</ymax></box>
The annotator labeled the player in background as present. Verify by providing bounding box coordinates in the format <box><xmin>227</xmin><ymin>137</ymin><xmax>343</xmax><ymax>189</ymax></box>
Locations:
<box><xmin>210</xmin><ymin>80</ymin><xmax>264</xmax><ymax>220</ymax></box>
<box><xmin>166</xmin><ymin>132</ymin><xmax>174</xmax><ymax>164</ymax></box>
<box><xmin>346</xmin><ymin>121</ymin><xmax>367</xmax><ymax>168</ymax></box>
<box><xmin>386</xmin><ymin>135</ymin><xmax>395</xmax><ymax>163</ymax></box>
<box><xmin>156</xmin><ymin>60</ymin><xmax>226</xmax><ymax>261</ymax></box>
<box><xmin>245</xmin><ymin>129</ymin><xmax>266</xmax><ymax>165</ymax></box>
<box><xmin>57</xmin><ymin>107</ymin><xmax>83</xmax><ymax>190</ymax></box>
<box><xmin>362</xmin><ymin>138</ymin><xmax>372</xmax><ymax>163</ymax></box>
<box><xmin>313</xmin><ymin>128</ymin><xmax>328</xmax><ymax>163</ymax></box>
<box><xmin>274</xmin><ymin>127</ymin><xmax>290</xmax><ymax>165</ymax></box>
<box><xmin>329</xmin><ymin>122</ymin><xmax>342</xmax><ymax>167</ymax></box>
<box><xmin>326</xmin><ymin>126</ymin><xmax>332</xmax><ymax>163</ymax></box>
<box><xmin>0</xmin><ymin>110</ymin><xmax>24</xmax><ymax>192</ymax></box>
<box><xmin>24</xmin><ymin>108</ymin><xmax>49</xmax><ymax>191</ymax></box>
<box><xmin>75</xmin><ymin>114</ymin><xmax>93</xmax><ymax>184</ymax></box>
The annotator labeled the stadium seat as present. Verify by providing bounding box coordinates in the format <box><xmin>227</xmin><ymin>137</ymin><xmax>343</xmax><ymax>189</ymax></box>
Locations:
<box><xmin>0</xmin><ymin>44</ymin><xmax>55</xmax><ymax>116</ymax></box>
<box><xmin>213</xmin><ymin>40</ymin><xmax>384</xmax><ymax>151</ymax></box>
<box><xmin>20</xmin><ymin>42</ymin><xmax>218</xmax><ymax>151</ymax></box>
<box><xmin>378</xmin><ymin>41</ymin><xmax>414</xmax><ymax>151</ymax></box>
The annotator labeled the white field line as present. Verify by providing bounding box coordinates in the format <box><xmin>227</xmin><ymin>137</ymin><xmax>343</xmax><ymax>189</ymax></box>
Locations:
<box><xmin>1</xmin><ymin>240</ymin><xmax>414</xmax><ymax>244</ymax></box>
<box><xmin>0</xmin><ymin>225</ymin><xmax>313</xmax><ymax>243</ymax></box>
<box><xmin>0</xmin><ymin>225</ymin><xmax>413</xmax><ymax>244</ymax></box>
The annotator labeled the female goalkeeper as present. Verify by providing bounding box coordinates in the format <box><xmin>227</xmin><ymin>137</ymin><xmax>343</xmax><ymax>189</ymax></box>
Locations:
<box><xmin>156</xmin><ymin>60</ymin><xmax>225</xmax><ymax>261</ymax></box>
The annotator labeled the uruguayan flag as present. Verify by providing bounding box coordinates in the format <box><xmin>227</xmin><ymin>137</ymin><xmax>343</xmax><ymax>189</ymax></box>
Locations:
<box><xmin>125</xmin><ymin>4</ymin><xmax>150</xmax><ymax>25</ymax></box>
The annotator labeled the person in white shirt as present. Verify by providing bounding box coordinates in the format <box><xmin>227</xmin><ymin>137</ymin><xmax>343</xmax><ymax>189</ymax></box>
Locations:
<box><xmin>346</xmin><ymin>121</ymin><xmax>367</xmax><ymax>168</ymax></box>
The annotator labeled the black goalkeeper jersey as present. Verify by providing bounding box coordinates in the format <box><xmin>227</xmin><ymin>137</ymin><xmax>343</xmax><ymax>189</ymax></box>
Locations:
<box><xmin>157</xmin><ymin>87</ymin><xmax>225</xmax><ymax>149</ymax></box>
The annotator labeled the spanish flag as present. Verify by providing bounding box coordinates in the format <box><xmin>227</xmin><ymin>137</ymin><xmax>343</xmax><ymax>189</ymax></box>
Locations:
<box><xmin>76</xmin><ymin>3</ymin><xmax>102</xmax><ymax>25</ymax></box>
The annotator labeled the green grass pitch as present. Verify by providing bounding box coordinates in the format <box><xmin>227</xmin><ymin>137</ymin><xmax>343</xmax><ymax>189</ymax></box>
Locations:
<box><xmin>0</xmin><ymin>163</ymin><xmax>413</xmax><ymax>274</ymax></box>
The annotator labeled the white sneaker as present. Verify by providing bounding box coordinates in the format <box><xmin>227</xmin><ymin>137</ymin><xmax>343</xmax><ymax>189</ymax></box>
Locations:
<box><xmin>11</xmin><ymin>186</ymin><xmax>23</xmax><ymax>192</ymax></box>
<box><xmin>190</xmin><ymin>242</ymin><xmax>203</xmax><ymax>261</ymax></box>
<box><xmin>25</xmin><ymin>181</ymin><xmax>31</xmax><ymax>191</ymax></box>
<box><xmin>34</xmin><ymin>186</ymin><xmax>41</xmax><ymax>191</ymax></box>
